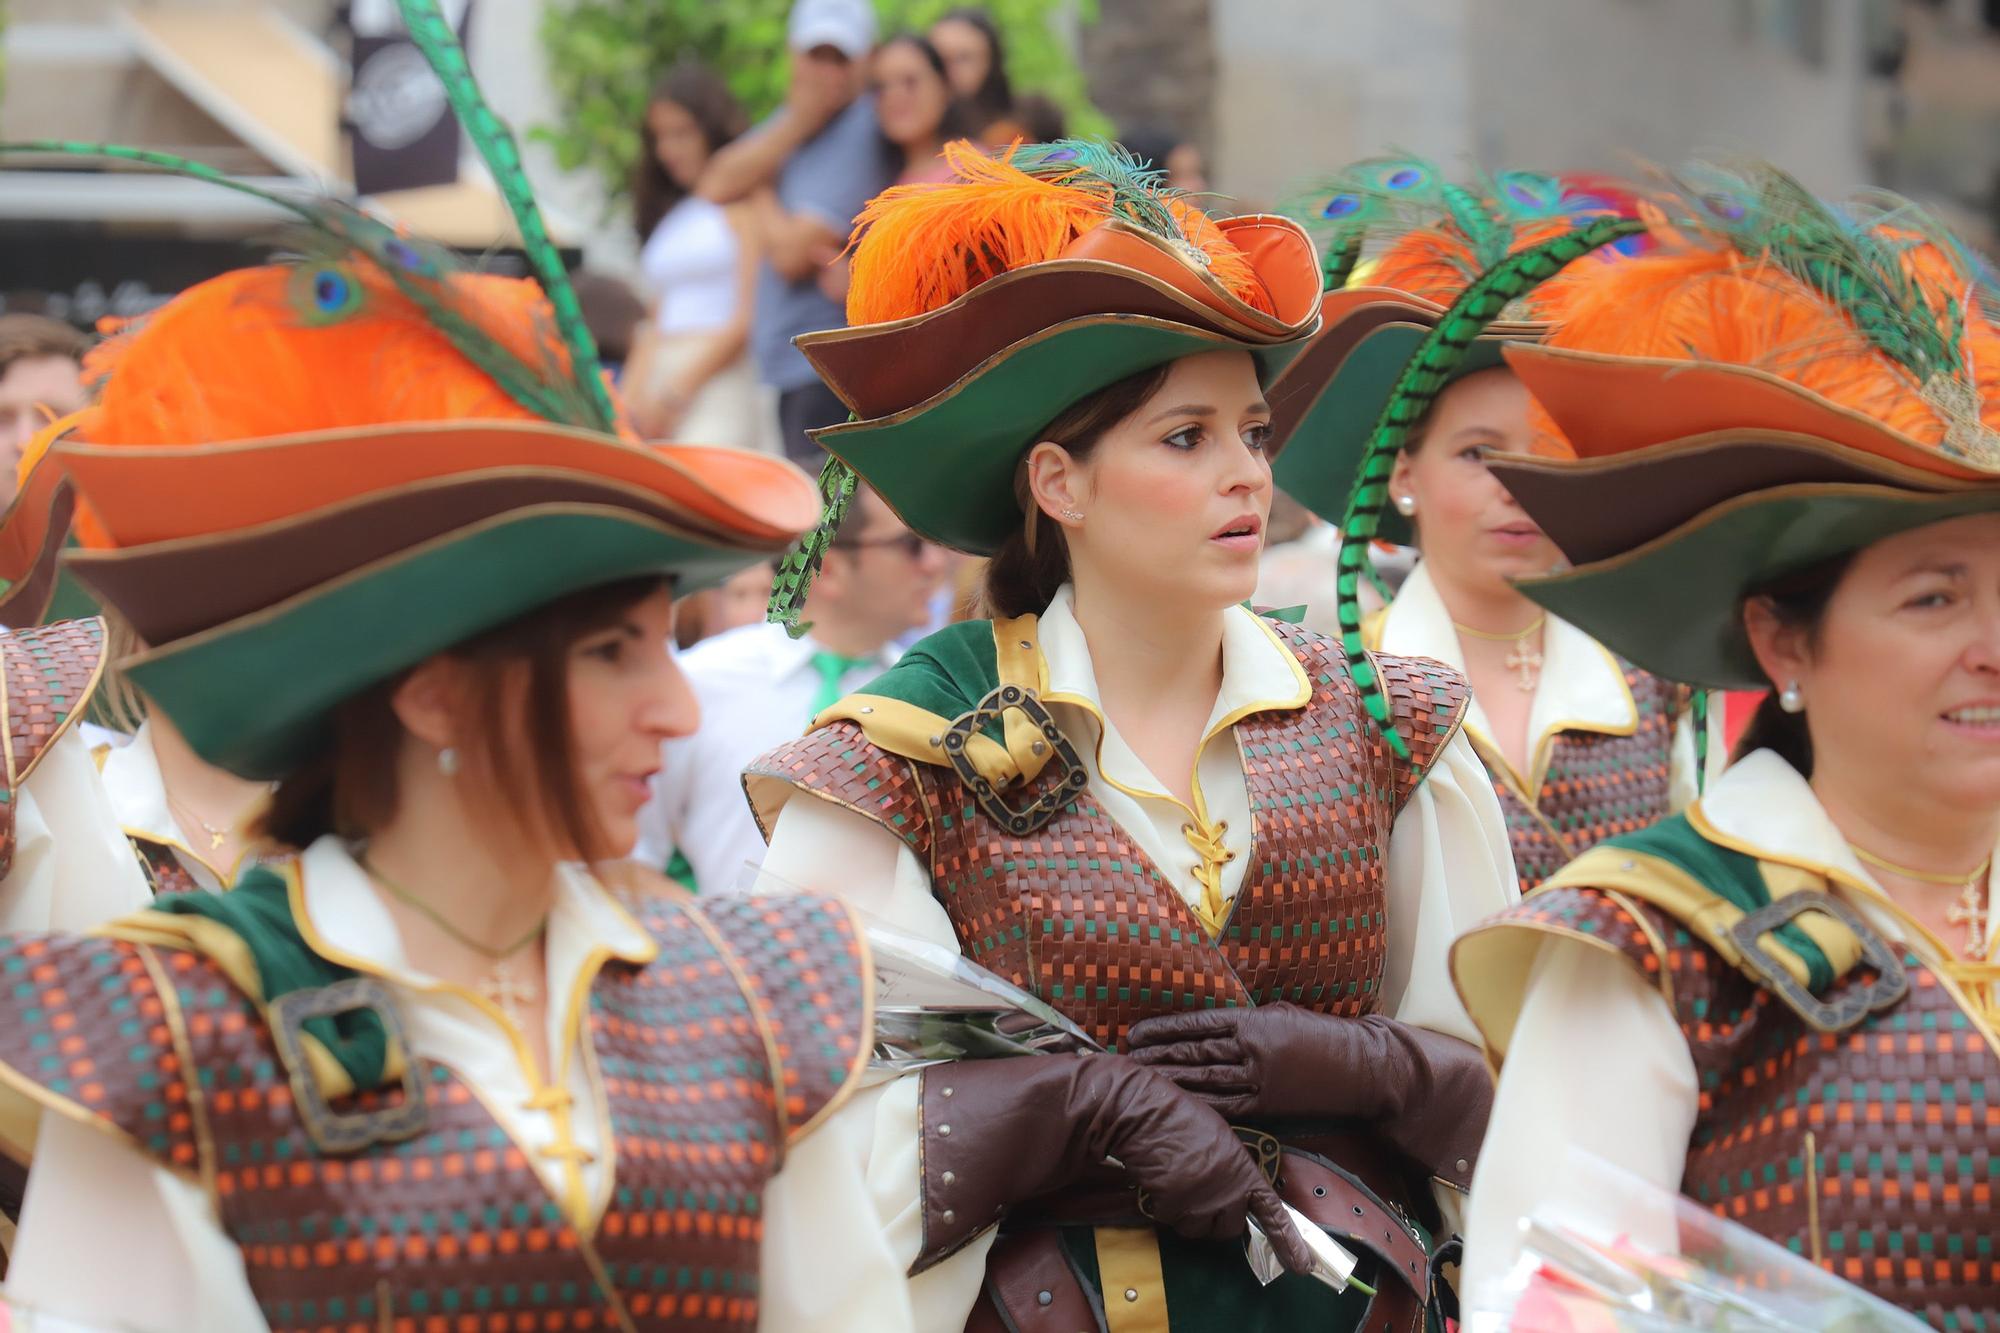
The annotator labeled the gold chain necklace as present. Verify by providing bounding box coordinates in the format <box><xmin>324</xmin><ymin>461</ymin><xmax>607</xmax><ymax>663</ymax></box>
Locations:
<box><xmin>165</xmin><ymin>787</ymin><xmax>265</xmax><ymax>853</ymax></box>
<box><xmin>1453</xmin><ymin>614</ymin><xmax>1546</xmax><ymax>693</ymax></box>
<box><xmin>359</xmin><ymin>857</ymin><xmax>548</xmax><ymax>961</ymax></box>
<box><xmin>1850</xmin><ymin>843</ymin><xmax>1991</xmax><ymax>956</ymax></box>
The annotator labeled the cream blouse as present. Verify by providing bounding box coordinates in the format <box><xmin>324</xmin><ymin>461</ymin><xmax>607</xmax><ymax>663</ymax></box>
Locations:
<box><xmin>4</xmin><ymin>838</ymin><xmax>919</xmax><ymax>1332</ymax></box>
<box><xmin>755</xmin><ymin>585</ymin><xmax>1522</xmax><ymax>1327</ymax></box>
<box><xmin>1459</xmin><ymin>750</ymin><xmax>2000</xmax><ymax>1321</ymax></box>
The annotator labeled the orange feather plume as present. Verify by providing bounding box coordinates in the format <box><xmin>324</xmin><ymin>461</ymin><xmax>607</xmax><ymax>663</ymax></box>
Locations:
<box><xmin>844</xmin><ymin>140</ymin><xmax>1271</xmax><ymax>327</ymax></box>
<box><xmin>26</xmin><ymin>264</ymin><xmax>606</xmax><ymax>548</ymax></box>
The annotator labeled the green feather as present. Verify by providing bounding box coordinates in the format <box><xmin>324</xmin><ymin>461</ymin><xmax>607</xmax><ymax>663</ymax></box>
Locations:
<box><xmin>1006</xmin><ymin>139</ymin><xmax>1196</xmax><ymax>250</ymax></box>
<box><xmin>1279</xmin><ymin>156</ymin><xmax>1456</xmax><ymax>284</ymax></box>
<box><xmin>767</xmin><ymin>453</ymin><xmax>859</xmax><ymax>638</ymax></box>
<box><xmin>1669</xmin><ymin>160</ymin><xmax>1964</xmax><ymax>384</ymax></box>
<box><xmin>1691</xmin><ymin>689</ymin><xmax>1711</xmax><ymax>794</ymax></box>
<box><xmin>1334</xmin><ymin>216</ymin><xmax>1647</xmax><ymax>759</ymax></box>
<box><xmin>0</xmin><ymin>140</ymin><xmax>601</xmax><ymax>426</ymax></box>
<box><xmin>393</xmin><ymin>0</ymin><xmax>616</xmax><ymax>433</ymax></box>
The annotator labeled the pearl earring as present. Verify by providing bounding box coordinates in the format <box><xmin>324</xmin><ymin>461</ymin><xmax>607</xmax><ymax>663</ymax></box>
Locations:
<box><xmin>1393</xmin><ymin>494</ymin><xmax>1417</xmax><ymax>517</ymax></box>
<box><xmin>438</xmin><ymin>746</ymin><xmax>460</xmax><ymax>777</ymax></box>
<box><xmin>1778</xmin><ymin>682</ymin><xmax>1804</xmax><ymax>714</ymax></box>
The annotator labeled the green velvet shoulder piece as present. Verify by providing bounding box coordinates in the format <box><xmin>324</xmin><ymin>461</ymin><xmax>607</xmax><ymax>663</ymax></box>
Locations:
<box><xmin>1599</xmin><ymin>814</ymin><xmax>1835</xmax><ymax>992</ymax></box>
<box><xmin>841</xmin><ymin>618</ymin><xmax>1009</xmax><ymax>747</ymax></box>
<box><xmin>158</xmin><ymin>867</ymin><xmax>388</xmax><ymax>1089</ymax></box>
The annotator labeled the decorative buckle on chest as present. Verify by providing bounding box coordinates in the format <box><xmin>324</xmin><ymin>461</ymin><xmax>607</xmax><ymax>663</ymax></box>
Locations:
<box><xmin>269</xmin><ymin>977</ymin><xmax>432</xmax><ymax>1154</ymax></box>
<box><xmin>1728</xmin><ymin>891</ymin><xmax>1909</xmax><ymax>1033</ymax></box>
<box><xmin>943</xmin><ymin>685</ymin><xmax>1087</xmax><ymax>835</ymax></box>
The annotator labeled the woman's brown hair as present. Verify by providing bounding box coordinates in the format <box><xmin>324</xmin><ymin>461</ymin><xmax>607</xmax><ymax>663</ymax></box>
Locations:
<box><xmin>633</xmin><ymin>62</ymin><xmax>747</xmax><ymax>243</ymax></box>
<box><xmin>981</xmin><ymin>363</ymin><xmax>1172</xmax><ymax>617</ymax></box>
<box><xmin>1731</xmin><ymin>551</ymin><xmax>1858</xmax><ymax>777</ymax></box>
<box><xmin>258</xmin><ymin>576</ymin><xmax>668</xmax><ymax>862</ymax></box>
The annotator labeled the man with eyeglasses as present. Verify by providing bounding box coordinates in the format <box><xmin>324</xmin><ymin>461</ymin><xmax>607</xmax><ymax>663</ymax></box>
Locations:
<box><xmin>635</xmin><ymin>484</ymin><xmax>948</xmax><ymax>892</ymax></box>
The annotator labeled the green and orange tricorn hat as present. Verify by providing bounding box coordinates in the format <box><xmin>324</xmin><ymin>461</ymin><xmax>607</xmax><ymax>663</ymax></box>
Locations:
<box><xmin>1484</xmin><ymin>162</ymin><xmax>2000</xmax><ymax>689</ymax></box>
<box><xmin>0</xmin><ymin>15</ymin><xmax>816</xmax><ymax>779</ymax></box>
<box><xmin>764</xmin><ymin>139</ymin><xmax>1324</xmax><ymax>629</ymax></box>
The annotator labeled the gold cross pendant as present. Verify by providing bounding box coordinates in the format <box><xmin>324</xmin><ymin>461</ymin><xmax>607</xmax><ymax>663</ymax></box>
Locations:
<box><xmin>208</xmin><ymin>829</ymin><xmax>228</xmax><ymax>851</ymax></box>
<box><xmin>1946</xmin><ymin>880</ymin><xmax>1989</xmax><ymax>958</ymax></box>
<box><xmin>1505</xmin><ymin>641</ymin><xmax>1543</xmax><ymax>693</ymax></box>
<box><xmin>477</xmin><ymin>958</ymin><xmax>541</xmax><ymax>1029</ymax></box>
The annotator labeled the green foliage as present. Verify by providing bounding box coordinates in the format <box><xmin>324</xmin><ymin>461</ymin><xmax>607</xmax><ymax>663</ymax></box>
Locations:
<box><xmin>536</xmin><ymin>0</ymin><xmax>1104</xmax><ymax>206</ymax></box>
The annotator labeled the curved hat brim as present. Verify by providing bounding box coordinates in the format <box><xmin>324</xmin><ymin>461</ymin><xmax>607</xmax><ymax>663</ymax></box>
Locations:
<box><xmin>1267</xmin><ymin>288</ymin><xmax>1544</xmax><ymax>544</ymax></box>
<box><xmin>816</xmin><ymin>316</ymin><xmax>1310</xmax><ymax>556</ymax></box>
<box><xmin>1515</xmin><ymin>483</ymin><xmax>2000</xmax><ymax>688</ymax></box>
<box><xmin>66</xmin><ymin>466</ymin><xmax>765</xmax><ymax>648</ymax></box>
<box><xmin>55</xmin><ymin>419</ymin><xmax>820</xmax><ymax>551</ymax></box>
<box><xmin>116</xmin><ymin>504</ymin><xmax>767</xmax><ymax>779</ymax></box>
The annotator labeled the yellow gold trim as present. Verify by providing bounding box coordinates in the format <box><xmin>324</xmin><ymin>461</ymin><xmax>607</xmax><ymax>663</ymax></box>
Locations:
<box><xmin>1803</xmin><ymin>1128</ymin><xmax>1823</xmax><ymax>1265</ymax></box>
<box><xmin>812</xmin><ymin>694</ymin><xmax>1019</xmax><ymax>787</ymax></box>
<box><xmin>1682</xmin><ymin>803</ymin><xmax>1881</xmax><ymax>905</ymax></box>
<box><xmin>1450</xmin><ymin>916</ymin><xmax>1673</xmax><ymax>1070</ymax></box>
<box><xmin>1095</xmin><ymin>1225</ymin><xmax>1172</xmax><ymax>1333</ymax></box>
<box><xmin>993</xmin><ymin>614</ymin><xmax>1055</xmax><ymax>773</ymax></box>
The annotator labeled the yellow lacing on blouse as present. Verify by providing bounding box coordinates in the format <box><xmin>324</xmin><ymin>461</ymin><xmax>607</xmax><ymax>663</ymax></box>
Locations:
<box><xmin>1181</xmin><ymin>818</ymin><xmax>1235</xmax><ymax>935</ymax></box>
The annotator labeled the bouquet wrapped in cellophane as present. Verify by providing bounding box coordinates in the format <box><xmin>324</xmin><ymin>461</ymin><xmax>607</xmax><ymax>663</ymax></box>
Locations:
<box><xmin>1468</xmin><ymin>1151</ymin><xmax>1928</xmax><ymax>1332</ymax></box>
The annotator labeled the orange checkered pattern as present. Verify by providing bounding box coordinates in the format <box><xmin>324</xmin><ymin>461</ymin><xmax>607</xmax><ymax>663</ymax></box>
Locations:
<box><xmin>749</xmin><ymin>618</ymin><xmax>1469</xmax><ymax>1051</ymax></box>
<box><xmin>0</xmin><ymin>617</ymin><xmax>105</xmax><ymax>878</ymax></box>
<box><xmin>1496</xmin><ymin>885</ymin><xmax>1999</xmax><ymax>1328</ymax></box>
<box><xmin>1491</xmin><ymin>664</ymin><xmax>1686</xmax><ymax>889</ymax></box>
<box><xmin>0</xmin><ymin>889</ymin><xmax>869</xmax><ymax>1330</ymax></box>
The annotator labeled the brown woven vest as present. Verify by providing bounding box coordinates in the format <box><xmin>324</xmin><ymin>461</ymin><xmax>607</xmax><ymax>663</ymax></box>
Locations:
<box><xmin>1496</xmin><ymin>885</ymin><xmax>1999</xmax><ymax>1328</ymax></box>
<box><xmin>0</xmin><ymin>888</ymin><xmax>869</xmax><ymax>1331</ymax></box>
<box><xmin>1484</xmin><ymin>660</ymin><xmax>1686</xmax><ymax>890</ymax></box>
<box><xmin>0</xmin><ymin>617</ymin><xmax>106</xmax><ymax>879</ymax></box>
<box><xmin>749</xmin><ymin>618</ymin><xmax>1469</xmax><ymax>1051</ymax></box>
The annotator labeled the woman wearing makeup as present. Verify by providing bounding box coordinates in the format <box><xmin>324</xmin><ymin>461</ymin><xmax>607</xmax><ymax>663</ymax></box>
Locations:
<box><xmin>742</xmin><ymin>141</ymin><xmax>1519</xmax><ymax>1332</ymax></box>
<box><xmin>1449</xmin><ymin>170</ymin><xmax>2000</xmax><ymax>1330</ymax></box>
<box><xmin>0</xmin><ymin>16</ymin><xmax>921</xmax><ymax>1313</ymax></box>
<box><xmin>1267</xmin><ymin>163</ymin><xmax>1715</xmax><ymax>890</ymax></box>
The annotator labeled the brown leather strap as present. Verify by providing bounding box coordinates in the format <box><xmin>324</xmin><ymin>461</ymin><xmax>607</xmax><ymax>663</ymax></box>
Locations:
<box><xmin>972</xmin><ymin>1229</ymin><xmax>1102</xmax><ymax>1333</ymax></box>
<box><xmin>1277</xmin><ymin>1152</ymin><xmax>1426</xmax><ymax>1333</ymax></box>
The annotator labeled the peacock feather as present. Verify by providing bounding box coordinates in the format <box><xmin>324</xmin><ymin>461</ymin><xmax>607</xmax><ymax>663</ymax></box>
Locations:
<box><xmin>1005</xmin><ymin>139</ymin><xmax>1194</xmax><ymax>247</ymax></box>
<box><xmin>392</xmin><ymin>0</ymin><xmax>616</xmax><ymax>433</ymax></box>
<box><xmin>1668</xmin><ymin>160</ymin><xmax>1965</xmax><ymax>386</ymax></box>
<box><xmin>0</xmin><ymin>139</ymin><xmax>605</xmax><ymax>427</ymax></box>
<box><xmin>1335</xmin><ymin>216</ymin><xmax>1646</xmax><ymax>759</ymax></box>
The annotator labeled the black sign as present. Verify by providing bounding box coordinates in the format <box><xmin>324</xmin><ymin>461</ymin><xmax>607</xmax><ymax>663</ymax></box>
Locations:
<box><xmin>343</xmin><ymin>1</ymin><xmax>474</xmax><ymax>197</ymax></box>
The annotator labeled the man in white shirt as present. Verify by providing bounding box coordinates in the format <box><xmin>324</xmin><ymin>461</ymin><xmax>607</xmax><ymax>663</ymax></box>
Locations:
<box><xmin>635</xmin><ymin>485</ymin><xmax>948</xmax><ymax>891</ymax></box>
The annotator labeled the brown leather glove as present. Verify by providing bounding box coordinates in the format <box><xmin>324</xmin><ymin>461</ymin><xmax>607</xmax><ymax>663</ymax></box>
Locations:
<box><xmin>913</xmin><ymin>1052</ymin><xmax>1316</xmax><ymax>1275</ymax></box>
<box><xmin>1124</xmin><ymin>1003</ymin><xmax>1493</xmax><ymax>1188</ymax></box>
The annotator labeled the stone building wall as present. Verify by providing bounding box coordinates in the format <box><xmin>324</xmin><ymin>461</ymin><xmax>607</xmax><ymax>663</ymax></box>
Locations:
<box><xmin>1080</xmin><ymin>0</ymin><xmax>1215</xmax><ymax>148</ymax></box>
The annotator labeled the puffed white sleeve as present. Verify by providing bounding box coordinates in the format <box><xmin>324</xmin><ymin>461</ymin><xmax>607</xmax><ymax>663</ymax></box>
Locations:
<box><xmin>0</xmin><ymin>731</ymin><xmax>151</xmax><ymax>934</ymax></box>
<box><xmin>5</xmin><ymin>1110</ymin><xmax>268</xmax><ymax>1331</ymax></box>
<box><xmin>1380</xmin><ymin>726</ymin><xmax>1520</xmax><ymax>1044</ymax></box>
<box><xmin>1459</xmin><ymin>936</ymin><xmax>1699</xmax><ymax>1320</ymax></box>
<box><xmin>750</xmin><ymin>797</ymin><xmax>994</xmax><ymax>1331</ymax></box>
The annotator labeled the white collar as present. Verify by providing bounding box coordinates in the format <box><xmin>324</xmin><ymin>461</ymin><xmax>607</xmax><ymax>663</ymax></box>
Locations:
<box><xmin>1378</xmin><ymin>563</ymin><xmax>1637</xmax><ymax>784</ymax></box>
<box><xmin>294</xmin><ymin>837</ymin><xmax>658</xmax><ymax>991</ymax></box>
<box><xmin>98</xmin><ymin>721</ymin><xmax>261</xmax><ymax>881</ymax></box>
<box><xmin>1035</xmin><ymin>583</ymin><xmax>1309</xmax><ymax>797</ymax></box>
<box><xmin>1692</xmin><ymin>749</ymin><xmax>2000</xmax><ymax>954</ymax></box>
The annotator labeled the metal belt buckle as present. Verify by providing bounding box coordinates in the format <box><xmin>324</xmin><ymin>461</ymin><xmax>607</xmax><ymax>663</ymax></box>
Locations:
<box><xmin>1728</xmin><ymin>890</ymin><xmax>1909</xmax><ymax>1033</ymax></box>
<box><xmin>269</xmin><ymin>976</ymin><xmax>431</xmax><ymax>1154</ymax></box>
<box><xmin>942</xmin><ymin>684</ymin><xmax>1087</xmax><ymax>835</ymax></box>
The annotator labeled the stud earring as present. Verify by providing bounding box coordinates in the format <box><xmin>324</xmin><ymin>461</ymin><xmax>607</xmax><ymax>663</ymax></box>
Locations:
<box><xmin>438</xmin><ymin>746</ymin><xmax>461</xmax><ymax>777</ymax></box>
<box><xmin>1778</xmin><ymin>681</ymin><xmax>1804</xmax><ymax>714</ymax></box>
<box><xmin>1393</xmin><ymin>494</ymin><xmax>1417</xmax><ymax>517</ymax></box>
<box><xmin>1059</xmin><ymin>507</ymin><xmax>1084</xmax><ymax>522</ymax></box>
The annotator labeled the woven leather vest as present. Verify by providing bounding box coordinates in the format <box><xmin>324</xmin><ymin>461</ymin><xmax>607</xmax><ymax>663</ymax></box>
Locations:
<box><xmin>1498</xmin><ymin>885</ymin><xmax>1999</xmax><ymax>1328</ymax></box>
<box><xmin>750</xmin><ymin>619</ymin><xmax>1469</xmax><ymax>1051</ymax></box>
<box><xmin>0</xmin><ymin>889</ymin><xmax>869</xmax><ymax>1331</ymax></box>
<box><xmin>128</xmin><ymin>835</ymin><xmax>204</xmax><ymax>896</ymax></box>
<box><xmin>1486</xmin><ymin>661</ymin><xmax>1685</xmax><ymax>890</ymax></box>
<box><xmin>0</xmin><ymin>617</ymin><xmax>106</xmax><ymax>879</ymax></box>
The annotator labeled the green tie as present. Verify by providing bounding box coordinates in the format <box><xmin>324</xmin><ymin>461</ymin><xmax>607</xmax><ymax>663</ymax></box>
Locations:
<box><xmin>809</xmin><ymin>649</ymin><xmax>872</xmax><ymax>716</ymax></box>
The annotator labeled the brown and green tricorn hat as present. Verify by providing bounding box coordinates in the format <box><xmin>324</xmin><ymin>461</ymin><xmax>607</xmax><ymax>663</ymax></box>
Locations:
<box><xmin>1264</xmin><ymin>160</ymin><xmax>1650</xmax><ymax>544</ymax></box>
<box><xmin>763</xmin><ymin>140</ymin><xmax>1323</xmax><ymax>628</ymax></box>
<box><xmin>1486</xmin><ymin>162</ymin><xmax>2000</xmax><ymax>689</ymax></box>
